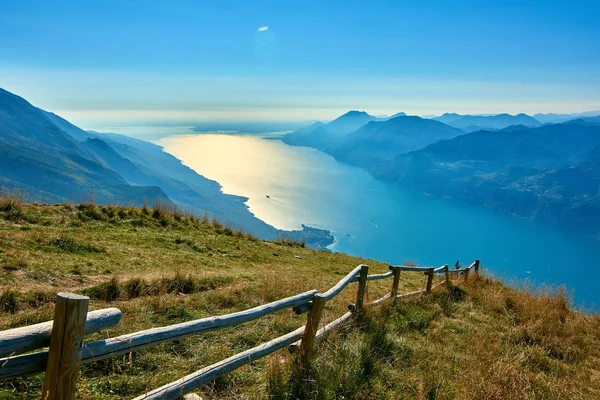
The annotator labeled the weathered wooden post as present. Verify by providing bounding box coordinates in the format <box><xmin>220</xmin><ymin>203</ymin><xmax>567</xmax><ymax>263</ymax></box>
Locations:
<box><xmin>425</xmin><ymin>267</ymin><xmax>434</xmax><ymax>292</ymax></box>
<box><xmin>464</xmin><ymin>266</ymin><xmax>470</xmax><ymax>283</ymax></box>
<box><xmin>474</xmin><ymin>259</ymin><xmax>480</xmax><ymax>275</ymax></box>
<box><xmin>390</xmin><ymin>266</ymin><xmax>401</xmax><ymax>301</ymax></box>
<box><xmin>444</xmin><ymin>264</ymin><xmax>451</xmax><ymax>290</ymax></box>
<box><xmin>299</xmin><ymin>294</ymin><xmax>326</xmax><ymax>366</ymax></box>
<box><xmin>41</xmin><ymin>292</ymin><xmax>89</xmax><ymax>400</ymax></box>
<box><xmin>355</xmin><ymin>264</ymin><xmax>369</xmax><ymax>312</ymax></box>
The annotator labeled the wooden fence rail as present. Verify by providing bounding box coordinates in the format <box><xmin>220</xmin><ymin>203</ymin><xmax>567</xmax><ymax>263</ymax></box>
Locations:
<box><xmin>0</xmin><ymin>259</ymin><xmax>480</xmax><ymax>399</ymax></box>
<box><xmin>0</xmin><ymin>308</ymin><xmax>121</xmax><ymax>358</ymax></box>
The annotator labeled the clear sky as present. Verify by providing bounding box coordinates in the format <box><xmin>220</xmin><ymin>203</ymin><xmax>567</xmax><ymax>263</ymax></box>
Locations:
<box><xmin>1</xmin><ymin>0</ymin><xmax>599</xmax><ymax>127</ymax></box>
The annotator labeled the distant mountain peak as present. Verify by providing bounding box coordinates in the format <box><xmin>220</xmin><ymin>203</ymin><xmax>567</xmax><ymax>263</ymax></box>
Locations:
<box><xmin>388</xmin><ymin>112</ymin><xmax>407</xmax><ymax>119</ymax></box>
<box><xmin>337</xmin><ymin>110</ymin><xmax>372</xmax><ymax>119</ymax></box>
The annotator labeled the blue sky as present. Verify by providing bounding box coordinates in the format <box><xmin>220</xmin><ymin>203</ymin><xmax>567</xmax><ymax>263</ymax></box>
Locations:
<box><xmin>1</xmin><ymin>0</ymin><xmax>599</xmax><ymax>127</ymax></box>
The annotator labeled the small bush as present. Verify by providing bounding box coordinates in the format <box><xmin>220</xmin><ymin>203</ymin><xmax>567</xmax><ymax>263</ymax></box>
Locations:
<box><xmin>77</xmin><ymin>203</ymin><xmax>106</xmax><ymax>222</ymax></box>
<box><xmin>152</xmin><ymin>200</ymin><xmax>170</xmax><ymax>219</ymax></box>
<box><xmin>84</xmin><ymin>277</ymin><xmax>121</xmax><ymax>301</ymax></box>
<box><xmin>162</xmin><ymin>272</ymin><xmax>196</xmax><ymax>294</ymax></box>
<box><xmin>159</xmin><ymin>216</ymin><xmax>170</xmax><ymax>227</ymax></box>
<box><xmin>0</xmin><ymin>192</ymin><xmax>31</xmax><ymax>222</ymax></box>
<box><xmin>124</xmin><ymin>278</ymin><xmax>149</xmax><ymax>299</ymax></box>
<box><xmin>101</xmin><ymin>205</ymin><xmax>117</xmax><ymax>219</ymax></box>
<box><xmin>24</xmin><ymin>290</ymin><xmax>53</xmax><ymax>307</ymax></box>
<box><xmin>0</xmin><ymin>290</ymin><xmax>20</xmax><ymax>313</ymax></box>
<box><xmin>0</xmin><ymin>198</ymin><xmax>22</xmax><ymax>213</ymax></box>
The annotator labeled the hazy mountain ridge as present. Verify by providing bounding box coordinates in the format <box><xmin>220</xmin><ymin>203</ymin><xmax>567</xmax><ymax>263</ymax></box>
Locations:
<box><xmin>0</xmin><ymin>88</ymin><xmax>171</xmax><ymax>206</ymax></box>
<box><xmin>0</xmin><ymin>88</ymin><xmax>334</xmax><ymax>248</ymax></box>
<box><xmin>285</xmin><ymin>110</ymin><xmax>600</xmax><ymax>239</ymax></box>
<box><xmin>282</xmin><ymin>112</ymin><xmax>461</xmax><ymax>164</ymax></box>
<box><xmin>432</xmin><ymin>113</ymin><xmax>542</xmax><ymax>132</ymax></box>
<box><xmin>282</xmin><ymin>110</ymin><xmax>410</xmax><ymax>152</ymax></box>
<box><xmin>371</xmin><ymin>124</ymin><xmax>600</xmax><ymax>238</ymax></box>
<box><xmin>330</xmin><ymin>116</ymin><xmax>465</xmax><ymax>168</ymax></box>
<box><xmin>534</xmin><ymin>111</ymin><xmax>600</xmax><ymax>124</ymax></box>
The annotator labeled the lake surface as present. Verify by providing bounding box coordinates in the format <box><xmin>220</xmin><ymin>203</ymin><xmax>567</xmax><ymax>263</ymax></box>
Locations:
<box><xmin>158</xmin><ymin>133</ymin><xmax>600</xmax><ymax>309</ymax></box>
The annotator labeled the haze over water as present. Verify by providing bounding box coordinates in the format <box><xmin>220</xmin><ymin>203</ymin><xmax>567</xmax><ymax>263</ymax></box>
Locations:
<box><xmin>159</xmin><ymin>133</ymin><xmax>600</xmax><ymax>309</ymax></box>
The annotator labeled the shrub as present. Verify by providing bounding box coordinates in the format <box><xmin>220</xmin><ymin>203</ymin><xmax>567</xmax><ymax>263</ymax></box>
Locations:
<box><xmin>152</xmin><ymin>200</ymin><xmax>170</xmax><ymax>218</ymax></box>
<box><xmin>84</xmin><ymin>277</ymin><xmax>121</xmax><ymax>301</ymax></box>
<box><xmin>77</xmin><ymin>203</ymin><xmax>107</xmax><ymax>222</ymax></box>
<box><xmin>162</xmin><ymin>272</ymin><xmax>196</xmax><ymax>294</ymax></box>
<box><xmin>24</xmin><ymin>290</ymin><xmax>53</xmax><ymax>307</ymax></box>
<box><xmin>124</xmin><ymin>278</ymin><xmax>149</xmax><ymax>299</ymax></box>
<box><xmin>0</xmin><ymin>290</ymin><xmax>20</xmax><ymax>313</ymax></box>
<box><xmin>0</xmin><ymin>192</ymin><xmax>30</xmax><ymax>222</ymax></box>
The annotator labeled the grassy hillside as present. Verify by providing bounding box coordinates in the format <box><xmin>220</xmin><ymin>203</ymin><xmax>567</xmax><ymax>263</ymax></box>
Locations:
<box><xmin>1</xmin><ymin>198</ymin><xmax>599</xmax><ymax>399</ymax></box>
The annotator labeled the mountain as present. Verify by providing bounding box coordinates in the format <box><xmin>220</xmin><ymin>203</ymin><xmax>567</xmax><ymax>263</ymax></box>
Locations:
<box><xmin>326</xmin><ymin>111</ymin><xmax>379</xmax><ymax>136</ymax></box>
<box><xmin>284</xmin><ymin>113</ymin><xmax>465</xmax><ymax>171</ymax></box>
<box><xmin>330</xmin><ymin>116</ymin><xmax>465</xmax><ymax>168</ymax></box>
<box><xmin>534</xmin><ymin>111</ymin><xmax>600</xmax><ymax>124</ymax></box>
<box><xmin>562</xmin><ymin>116</ymin><xmax>600</xmax><ymax>126</ymax></box>
<box><xmin>432</xmin><ymin>113</ymin><xmax>542</xmax><ymax>132</ymax></box>
<box><xmin>282</xmin><ymin>111</ymin><xmax>379</xmax><ymax>151</ymax></box>
<box><xmin>384</xmin><ymin>112</ymin><xmax>408</xmax><ymax>119</ymax></box>
<box><xmin>0</xmin><ymin>88</ymin><xmax>333</xmax><ymax>248</ymax></box>
<box><xmin>0</xmin><ymin>88</ymin><xmax>170</xmax><ymax>206</ymax></box>
<box><xmin>372</xmin><ymin>123</ymin><xmax>600</xmax><ymax>238</ymax></box>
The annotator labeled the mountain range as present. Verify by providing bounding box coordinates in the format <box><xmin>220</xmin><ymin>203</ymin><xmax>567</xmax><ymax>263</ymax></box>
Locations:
<box><xmin>432</xmin><ymin>113</ymin><xmax>542</xmax><ymax>132</ymax></box>
<box><xmin>284</xmin><ymin>109</ymin><xmax>600</xmax><ymax>239</ymax></box>
<box><xmin>3</xmin><ymin>85</ymin><xmax>600</xmax><ymax>241</ymax></box>
<box><xmin>534</xmin><ymin>111</ymin><xmax>600</xmax><ymax>124</ymax></box>
<box><xmin>0</xmin><ymin>88</ymin><xmax>333</xmax><ymax>248</ymax></box>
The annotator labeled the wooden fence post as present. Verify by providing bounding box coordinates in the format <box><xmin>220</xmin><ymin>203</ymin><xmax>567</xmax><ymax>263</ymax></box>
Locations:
<box><xmin>464</xmin><ymin>267</ymin><xmax>470</xmax><ymax>283</ymax></box>
<box><xmin>474</xmin><ymin>259</ymin><xmax>480</xmax><ymax>275</ymax></box>
<box><xmin>425</xmin><ymin>268</ymin><xmax>434</xmax><ymax>292</ymax></box>
<box><xmin>355</xmin><ymin>264</ymin><xmax>369</xmax><ymax>313</ymax></box>
<box><xmin>41</xmin><ymin>292</ymin><xmax>89</xmax><ymax>400</ymax></box>
<box><xmin>444</xmin><ymin>265</ymin><xmax>451</xmax><ymax>290</ymax></box>
<box><xmin>299</xmin><ymin>294</ymin><xmax>326</xmax><ymax>366</ymax></box>
<box><xmin>390</xmin><ymin>266</ymin><xmax>401</xmax><ymax>301</ymax></box>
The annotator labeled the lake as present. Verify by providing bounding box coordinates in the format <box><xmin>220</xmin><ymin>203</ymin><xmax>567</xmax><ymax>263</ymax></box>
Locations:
<box><xmin>158</xmin><ymin>133</ymin><xmax>600</xmax><ymax>309</ymax></box>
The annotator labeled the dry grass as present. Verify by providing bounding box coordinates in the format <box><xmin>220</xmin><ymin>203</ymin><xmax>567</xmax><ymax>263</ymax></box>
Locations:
<box><xmin>0</xmin><ymin>200</ymin><xmax>398</xmax><ymax>399</ymax></box>
<box><xmin>263</xmin><ymin>275</ymin><xmax>600</xmax><ymax>399</ymax></box>
<box><xmin>0</xmin><ymin>200</ymin><xmax>599</xmax><ymax>399</ymax></box>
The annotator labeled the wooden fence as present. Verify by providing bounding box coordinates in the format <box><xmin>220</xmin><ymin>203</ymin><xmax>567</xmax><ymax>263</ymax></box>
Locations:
<box><xmin>0</xmin><ymin>260</ymin><xmax>480</xmax><ymax>399</ymax></box>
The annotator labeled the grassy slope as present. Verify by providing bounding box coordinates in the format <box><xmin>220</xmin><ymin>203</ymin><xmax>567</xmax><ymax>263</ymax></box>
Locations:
<box><xmin>1</xmin><ymin>199</ymin><xmax>599</xmax><ymax>399</ymax></box>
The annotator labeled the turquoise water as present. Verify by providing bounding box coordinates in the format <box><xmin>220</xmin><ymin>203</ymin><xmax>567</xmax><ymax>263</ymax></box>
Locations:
<box><xmin>159</xmin><ymin>133</ymin><xmax>600</xmax><ymax>309</ymax></box>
